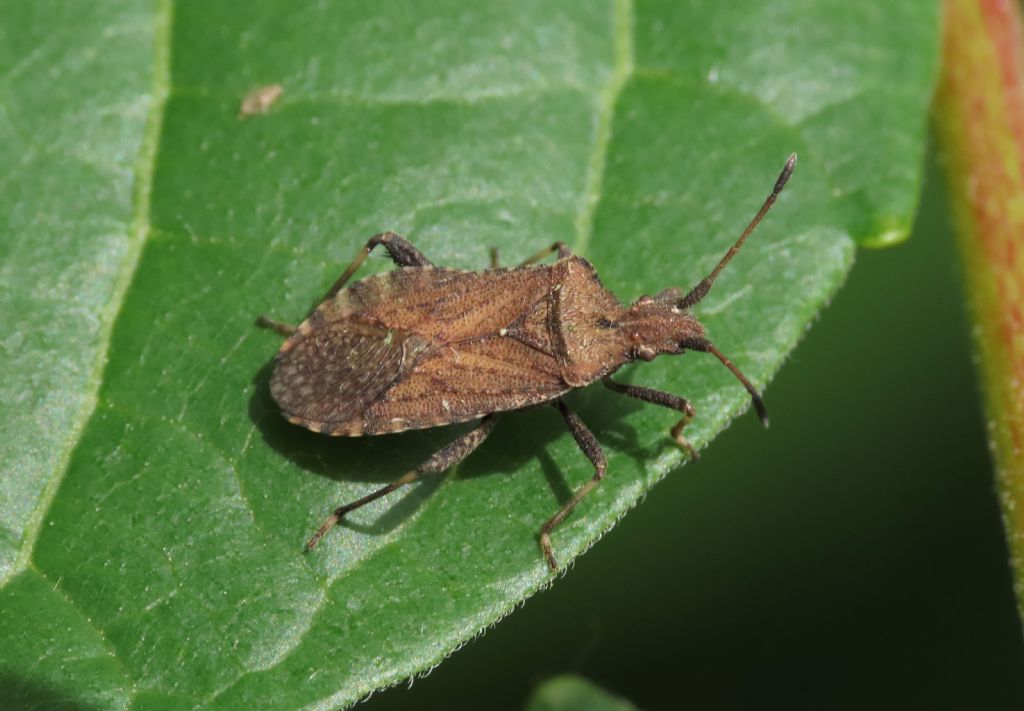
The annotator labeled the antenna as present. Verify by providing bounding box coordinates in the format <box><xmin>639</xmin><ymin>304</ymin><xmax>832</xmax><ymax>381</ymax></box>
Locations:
<box><xmin>708</xmin><ymin>343</ymin><xmax>769</xmax><ymax>427</ymax></box>
<box><xmin>679</xmin><ymin>153</ymin><xmax>797</xmax><ymax>310</ymax></box>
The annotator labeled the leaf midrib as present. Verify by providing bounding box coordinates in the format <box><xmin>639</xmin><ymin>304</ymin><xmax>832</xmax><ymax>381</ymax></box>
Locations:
<box><xmin>573</xmin><ymin>0</ymin><xmax>635</xmax><ymax>256</ymax></box>
<box><xmin>10</xmin><ymin>0</ymin><xmax>174</xmax><ymax>582</ymax></box>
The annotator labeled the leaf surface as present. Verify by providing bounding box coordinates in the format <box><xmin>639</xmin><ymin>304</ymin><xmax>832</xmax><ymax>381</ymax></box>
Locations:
<box><xmin>0</xmin><ymin>1</ymin><xmax>940</xmax><ymax>708</ymax></box>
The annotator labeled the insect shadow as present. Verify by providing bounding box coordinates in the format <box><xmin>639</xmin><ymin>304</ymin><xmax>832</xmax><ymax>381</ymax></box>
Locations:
<box><xmin>0</xmin><ymin>674</ymin><xmax>95</xmax><ymax>711</ymax></box>
<box><xmin>249</xmin><ymin>358</ymin><xmax>654</xmax><ymax>535</ymax></box>
<box><xmin>249</xmin><ymin>359</ymin><xmax>447</xmax><ymax>534</ymax></box>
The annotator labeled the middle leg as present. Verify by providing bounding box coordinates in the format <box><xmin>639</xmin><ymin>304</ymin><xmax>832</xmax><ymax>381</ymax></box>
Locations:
<box><xmin>490</xmin><ymin>241</ymin><xmax>573</xmax><ymax>270</ymax></box>
<box><xmin>518</xmin><ymin>241</ymin><xmax>573</xmax><ymax>266</ymax></box>
<box><xmin>540</xmin><ymin>399</ymin><xmax>608</xmax><ymax>571</ymax></box>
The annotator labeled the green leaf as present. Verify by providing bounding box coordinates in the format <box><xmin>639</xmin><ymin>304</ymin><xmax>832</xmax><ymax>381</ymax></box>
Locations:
<box><xmin>0</xmin><ymin>0</ymin><xmax>940</xmax><ymax>708</ymax></box>
<box><xmin>0</xmin><ymin>0</ymin><xmax>166</xmax><ymax>581</ymax></box>
<box><xmin>525</xmin><ymin>675</ymin><xmax>638</xmax><ymax>711</ymax></box>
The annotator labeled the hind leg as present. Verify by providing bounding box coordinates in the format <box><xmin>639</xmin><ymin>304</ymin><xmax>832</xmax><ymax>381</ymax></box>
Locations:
<box><xmin>306</xmin><ymin>415</ymin><xmax>498</xmax><ymax>549</ymax></box>
<box><xmin>320</xmin><ymin>232</ymin><xmax>434</xmax><ymax>303</ymax></box>
<box><xmin>257</xmin><ymin>232</ymin><xmax>433</xmax><ymax>332</ymax></box>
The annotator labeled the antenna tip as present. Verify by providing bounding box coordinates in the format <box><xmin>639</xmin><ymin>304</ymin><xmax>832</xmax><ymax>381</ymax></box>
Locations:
<box><xmin>774</xmin><ymin>153</ymin><xmax>798</xmax><ymax>194</ymax></box>
<box><xmin>752</xmin><ymin>393</ymin><xmax>769</xmax><ymax>428</ymax></box>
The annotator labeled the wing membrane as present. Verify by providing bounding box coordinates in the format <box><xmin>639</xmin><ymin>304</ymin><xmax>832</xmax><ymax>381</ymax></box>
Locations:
<box><xmin>270</xmin><ymin>320</ymin><xmax>428</xmax><ymax>434</ymax></box>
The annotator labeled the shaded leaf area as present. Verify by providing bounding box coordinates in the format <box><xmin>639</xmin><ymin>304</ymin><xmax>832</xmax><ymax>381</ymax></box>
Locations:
<box><xmin>0</xmin><ymin>0</ymin><xmax>161</xmax><ymax>580</ymax></box>
<box><xmin>525</xmin><ymin>675</ymin><xmax>638</xmax><ymax>711</ymax></box>
<box><xmin>1</xmin><ymin>0</ymin><xmax>939</xmax><ymax>708</ymax></box>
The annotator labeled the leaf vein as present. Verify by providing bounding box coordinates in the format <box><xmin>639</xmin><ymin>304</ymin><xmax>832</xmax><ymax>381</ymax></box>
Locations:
<box><xmin>573</xmin><ymin>0</ymin><xmax>635</xmax><ymax>256</ymax></box>
<box><xmin>9</xmin><ymin>0</ymin><xmax>175</xmax><ymax>583</ymax></box>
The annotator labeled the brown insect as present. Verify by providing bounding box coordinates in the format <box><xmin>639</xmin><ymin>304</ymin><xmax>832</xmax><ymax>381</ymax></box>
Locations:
<box><xmin>258</xmin><ymin>154</ymin><xmax>796</xmax><ymax>570</ymax></box>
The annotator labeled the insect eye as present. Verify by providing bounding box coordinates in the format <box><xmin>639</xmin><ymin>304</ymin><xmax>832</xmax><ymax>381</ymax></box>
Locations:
<box><xmin>634</xmin><ymin>345</ymin><xmax>656</xmax><ymax>361</ymax></box>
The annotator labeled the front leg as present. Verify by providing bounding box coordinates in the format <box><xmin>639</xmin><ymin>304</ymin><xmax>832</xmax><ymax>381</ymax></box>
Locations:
<box><xmin>602</xmin><ymin>376</ymin><xmax>698</xmax><ymax>459</ymax></box>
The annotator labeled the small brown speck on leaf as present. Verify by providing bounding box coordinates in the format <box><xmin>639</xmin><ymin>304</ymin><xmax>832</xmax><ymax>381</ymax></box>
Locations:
<box><xmin>239</xmin><ymin>84</ymin><xmax>284</xmax><ymax>118</ymax></box>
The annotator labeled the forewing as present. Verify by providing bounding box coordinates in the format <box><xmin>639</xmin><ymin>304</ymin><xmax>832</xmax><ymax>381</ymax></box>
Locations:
<box><xmin>330</xmin><ymin>266</ymin><xmax>555</xmax><ymax>342</ymax></box>
<box><xmin>277</xmin><ymin>263</ymin><xmax>570</xmax><ymax>435</ymax></box>
<box><xmin>270</xmin><ymin>318</ymin><xmax>429</xmax><ymax>434</ymax></box>
<box><xmin>362</xmin><ymin>335</ymin><xmax>568</xmax><ymax>433</ymax></box>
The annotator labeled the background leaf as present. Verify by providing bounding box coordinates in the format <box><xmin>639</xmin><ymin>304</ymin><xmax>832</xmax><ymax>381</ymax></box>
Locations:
<box><xmin>525</xmin><ymin>675</ymin><xmax>638</xmax><ymax>711</ymax></box>
<box><xmin>934</xmin><ymin>0</ymin><xmax>1024</xmax><ymax>627</ymax></box>
<box><xmin>1</xmin><ymin>1</ymin><xmax>942</xmax><ymax>708</ymax></box>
